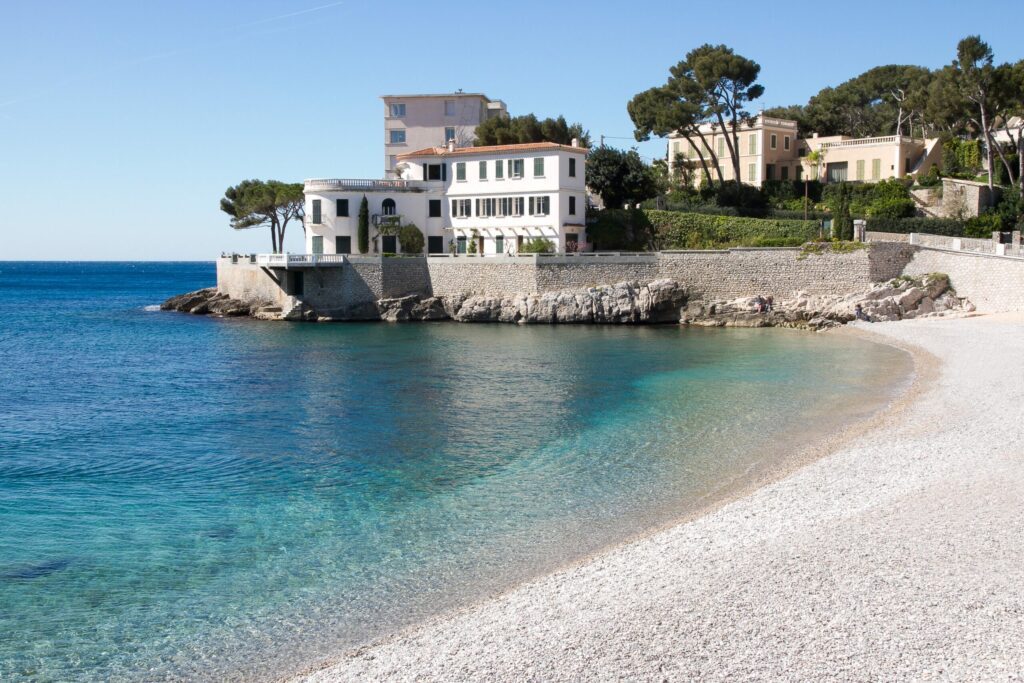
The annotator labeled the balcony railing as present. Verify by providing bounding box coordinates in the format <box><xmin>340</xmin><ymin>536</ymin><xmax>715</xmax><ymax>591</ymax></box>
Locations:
<box><xmin>820</xmin><ymin>135</ymin><xmax>918</xmax><ymax>150</ymax></box>
<box><xmin>304</xmin><ymin>179</ymin><xmax>423</xmax><ymax>192</ymax></box>
<box><xmin>255</xmin><ymin>253</ymin><xmax>347</xmax><ymax>268</ymax></box>
<box><xmin>372</xmin><ymin>214</ymin><xmax>402</xmax><ymax>228</ymax></box>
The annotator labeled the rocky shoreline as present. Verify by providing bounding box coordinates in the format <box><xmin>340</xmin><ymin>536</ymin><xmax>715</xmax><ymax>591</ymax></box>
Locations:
<box><xmin>161</xmin><ymin>274</ymin><xmax>972</xmax><ymax>329</ymax></box>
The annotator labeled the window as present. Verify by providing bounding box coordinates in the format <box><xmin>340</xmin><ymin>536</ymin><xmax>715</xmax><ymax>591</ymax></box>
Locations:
<box><xmin>569</xmin><ymin>196</ymin><xmax>576</xmax><ymax>215</ymax></box>
<box><xmin>495</xmin><ymin>235</ymin><xmax>504</xmax><ymax>254</ymax></box>
<box><xmin>512</xmin><ymin>197</ymin><xmax>524</xmax><ymax>216</ymax></box>
<box><xmin>445</xmin><ymin>100</ymin><xmax>456</xmax><ymax>116</ymax></box>
<box><xmin>426</xmin><ymin>163</ymin><xmax>445</xmax><ymax>181</ymax></box>
<box><xmin>336</xmin><ymin>236</ymin><xmax>351</xmax><ymax>254</ymax></box>
<box><xmin>569</xmin><ymin>158</ymin><xmax>576</xmax><ymax>177</ymax></box>
<box><xmin>455</xmin><ymin>162</ymin><xmax>466</xmax><ymax>181</ymax></box>
<box><xmin>905</xmin><ymin>157</ymin><xmax>912</xmax><ymax>174</ymax></box>
<box><xmin>427</xmin><ymin>236</ymin><xmax>443</xmax><ymax>254</ymax></box>
<box><xmin>456</xmin><ymin>236</ymin><xmax>467</xmax><ymax>253</ymax></box>
<box><xmin>389</xmin><ymin>103</ymin><xmax>406</xmax><ymax>117</ymax></box>
<box><xmin>510</xmin><ymin>159</ymin><xmax>525</xmax><ymax>178</ymax></box>
<box><xmin>496</xmin><ymin>160</ymin><xmax>504</xmax><ymax>179</ymax></box>
<box><xmin>336</xmin><ymin>199</ymin><xmax>349</xmax><ymax>217</ymax></box>
<box><xmin>311</xmin><ymin>236</ymin><xmax>323</xmax><ymax>254</ymax></box>
<box><xmin>311</xmin><ymin>199</ymin><xmax>321</xmax><ymax>224</ymax></box>
<box><xmin>529</xmin><ymin>196</ymin><xmax>550</xmax><ymax>216</ymax></box>
<box><xmin>770</xmin><ymin>133</ymin><xmax>777</xmax><ymax>150</ymax></box>
<box><xmin>766</xmin><ymin>164</ymin><xmax>775</xmax><ymax>181</ymax></box>
<box><xmin>673</xmin><ymin>141</ymin><xmax>681</xmax><ymax>156</ymax></box>
<box><xmin>717</xmin><ymin>137</ymin><xmax>725</xmax><ymax>158</ymax></box>
<box><xmin>856</xmin><ymin>160</ymin><xmax>865</xmax><ymax>181</ymax></box>
<box><xmin>534</xmin><ymin>157</ymin><xmax>544</xmax><ymax>177</ymax></box>
<box><xmin>479</xmin><ymin>160</ymin><xmax>487</xmax><ymax>180</ymax></box>
<box><xmin>749</xmin><ymin>133</ymin><xmax>757</xmax><ymax>155</ymax></box>
<box><xmin>476</xmin><ymin>197</ymin><xmax>496</xmax><ymax>217</ymax></box>
<box><xmin>871</xmin><ymin>158</ymin><xmax>881</xmax><ymax>180</ymax></box>
<box><xmin>784</xmin><ymin>136</ymin><xmax>791</xmax><ymax>151</ymax></box>
<box><xmin>748</xmin><ymin>163</ymin><xmax>756</xmax><ymax>182</ymax></box>
<box><xmin>381</xmin><ymin>198</ymin><xmax>396</xmax><ymax>215</ymax></box>
<box><xmin>781</xmin><ymin>166</ymin><xmax>789</xmax><ymax>180</ymax></box>
<box><xmin>452</xmin><ymin>199</ymin><xmax>472</xmax><ymax>217</ymax></box>
<box><xmin>796</xmin><ymin>166</ymin><xmax>803</xmax><ymax>181</ymax></box>
<box><xmin>429</xmin><ymin>199</ymin><xmax>442</xmax><ymax>218</ymax></box>
<box><xmin>445</xmin><ymin>127</ymin><xmax>456</xmax><ymax>142</ymax></box>
<box><xmin>389</xmin><ymin>129</ymin><xmax>406</xmax><ymax>144</ymax></box>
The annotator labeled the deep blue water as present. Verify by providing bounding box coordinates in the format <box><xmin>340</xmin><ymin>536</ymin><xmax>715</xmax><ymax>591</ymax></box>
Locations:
<box><xmin>0</xmin><ymin>262</ymin><xmax>910</xmax><ymax>681</ymax></box>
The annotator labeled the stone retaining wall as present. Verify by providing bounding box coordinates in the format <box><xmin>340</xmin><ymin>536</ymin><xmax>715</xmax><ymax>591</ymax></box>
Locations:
<box><xmin>216</xmin><ymin>241</ymin><xmax>1022</xmax><ymax>317</ymax></box>
<box><xmin>901</xmin><ymin>249</ymin><xmax>1024</xmax><ymax>312</ymax></box>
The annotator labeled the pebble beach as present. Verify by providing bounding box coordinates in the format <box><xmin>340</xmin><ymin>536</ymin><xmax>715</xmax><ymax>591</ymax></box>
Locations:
<box><xmin>298</xmin><ymin>313</ymin><xmax>1024</xmax><ymax>681</ymax></box>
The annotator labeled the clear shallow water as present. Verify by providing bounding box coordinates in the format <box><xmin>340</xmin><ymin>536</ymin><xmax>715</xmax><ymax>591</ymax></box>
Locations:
<box><xmin>0</xmin><ymin>262</ymin><xmax>911</xmax><ymax>681</ymax></box>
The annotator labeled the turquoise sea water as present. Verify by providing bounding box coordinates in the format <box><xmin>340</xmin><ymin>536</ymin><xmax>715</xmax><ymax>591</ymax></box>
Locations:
<box><xmin>0</xmin><ymin>262</ymin><xmax>911</xmax><ymax>681</ymax></box>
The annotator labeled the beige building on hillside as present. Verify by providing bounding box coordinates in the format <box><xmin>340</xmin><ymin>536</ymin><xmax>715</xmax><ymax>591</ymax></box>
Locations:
<box><xmin>668</xmin><ymin>115</ymin><xmax>802</xmax><ymax>185</ymax></box>
<box><xmin>382</xmin><ymin>92</ymin><xmax>508</xmax><ymax>178</ymax></box>
<box><xmin>800</xmin><ymin>134</ymin><xmax>940</xmax><ymax>184</ymax></box>
<box><xmin>668</xmin><ymin>115</ymin><xmax>941</xmax><ymax>187</ymax></box>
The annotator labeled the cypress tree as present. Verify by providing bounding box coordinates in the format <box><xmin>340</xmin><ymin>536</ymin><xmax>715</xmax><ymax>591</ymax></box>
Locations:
<box><xmin>834</xmin><ymin>182</ymin><xmax>854</xmax><ymax>240</ymax></box>
<box><xmin>357</xmin><ymin>195</ymin><xmax>369</xmax><ymax>254</ymax></box>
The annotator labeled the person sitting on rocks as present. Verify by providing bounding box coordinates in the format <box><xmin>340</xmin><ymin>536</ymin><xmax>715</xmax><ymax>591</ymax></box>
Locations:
<box><xmin>754</xmin><ymin>295</ymin><xmax>765</xmax><ymax>313</ymax></box>
<box><xmin>854</xmin><ymin>303</ymin><xmax>871</xmax><ymax>322</ymax></box>
<box><xmin>765</xmin><ymin>295</ymin><xmax>774</xmax><ymax>313</ymax></box>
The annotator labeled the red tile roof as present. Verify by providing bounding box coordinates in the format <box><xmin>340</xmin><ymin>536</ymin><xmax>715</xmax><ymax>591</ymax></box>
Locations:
<box><xmin>398</xmin><ymin>141</ymin><xmax>588</xmax><ymax>159</ymax></box>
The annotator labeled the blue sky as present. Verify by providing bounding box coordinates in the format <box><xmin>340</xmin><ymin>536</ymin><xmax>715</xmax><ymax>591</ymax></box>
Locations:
<box><xmin>1</xmin><ymin>0</ymin><xmax>1020</xmax><ymax>260</ymax></box>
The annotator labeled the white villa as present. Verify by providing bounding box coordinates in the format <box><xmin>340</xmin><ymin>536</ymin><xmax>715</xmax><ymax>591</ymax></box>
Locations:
<box><xmin>304</xmin><ymin>140</ymin><xmax>589</xmax><ymax>256</ymax></box>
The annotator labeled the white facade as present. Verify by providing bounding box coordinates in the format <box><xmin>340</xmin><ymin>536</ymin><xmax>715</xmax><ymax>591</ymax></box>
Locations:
<box><xmin>382</xmin><ymin>93</ymin><xmax>508</xmax><ymax>178</ymax></box>
<box><xmin>304</xmin><ymin>142</ymin><xmax>588</xmax><ymax>256</ymax></box>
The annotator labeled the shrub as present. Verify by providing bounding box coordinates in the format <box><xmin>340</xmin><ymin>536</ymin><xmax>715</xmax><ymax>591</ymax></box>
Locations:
<box><xmin>963</xmin><ymin>213</ymin><xmax>1003</xmax><ymax>237</ymax></box>
<box><xmin>866</xmin><ymin>216</ymin><xmax>966</xmax><ymax>236</ymax></box>
<box><xmin>714</xmin><ymin>183</ymin><xmax>767</xmax><ymax>210</ymax></box>
<box><xmin>643</xmin><ymin>210</ymin><xmax>819</xmax><ymax>249</ymax></box>
<box><xmin>519</xmin><ymin>237</ymin><xmax>555</xmax><ymax>254</ymax></box>
<box><xmin>869</xmin><ymin>197</ymin><xmax>916</xmax><ymax>219</ymax></box>
<box><xmin>398</xmin><ymin>223</ymin><xmax>424</xmax><ymax>254</ymax></box>
<box><xmin>587</xmin><ymin>209</ymin><xmax>655</xmax><ymax>250</ymax></box>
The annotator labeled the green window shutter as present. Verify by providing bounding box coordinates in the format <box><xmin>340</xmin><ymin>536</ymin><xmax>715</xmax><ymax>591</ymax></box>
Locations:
<box><xmin>495</xmin><ymin>235</ymin><xmax>504</xmax><ymax>254</ymax></box>
<box><xmin>872</xmin><ymin>159</ymin><xmax>880</xmax><ymax>180</ymax></box>
<box><xmin>479</xmin><ymin>160</ymin><xmax>487</xmax><ymax>179</ymax></box>
<box><xmin>456</xmin><ymin>163</ymin><xmax>465</xmax><ymax>181</ymax></box>
<box><xmin>311</xmin><ymin>236</ymin><xmax>323</xmax><ymax>254</ymax></box>
<box><xmin>749</xmin><ymin>133</ymin><xmax>756</xmax><ymax>155</ymax></box>
<box><xmin>569</xmin><ymin>158</ymin><xmax>576</xmax><ymax>177</ymax></box>
<box><xmin>311</xmin><ymin>200</ymin><xmax>321</xmax><ymax>224</ymax></box>
<box><xmin>451</xmin><ymin>199</ymin><xmax>457</xmax><ymax>216</ymax></box>
<box><xmin>534</xmin><ymin>157</ymin><xmax>544</xmax><ymax>177</ymax></box>
<box><xmin>496</xmin><ymin>160</ymin><xmax>503</xmax><ymax>179</ymax></box>
<box><xmin>529</xmin><ymin>197</ymin><xmax>535</xmax><ymax>214</ymax></box>
<box><xmin>748</xmin><ymin>163</ymin><xmax>755</xmax><ymax>181</ymax></box>
<box><xmin>856</xmin><ymin>160</ymin><xmax>865</xmax><ymax>180</ymax></box>
<box><xmin>718</xmin><ymin>138</ymin><xmax>724</xmax><ymax>157</ymax></box>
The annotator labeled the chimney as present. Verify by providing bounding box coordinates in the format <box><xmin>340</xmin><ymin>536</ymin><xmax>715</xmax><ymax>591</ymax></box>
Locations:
<box><xmin>571</xmin><ymin>137</ymin><xmax>579</xmax><ymax>147</ymax></box>
<box><xmin>447</xmin><ymin>139</ymin><xmax>456</xmax><ymax>152</ymax></box>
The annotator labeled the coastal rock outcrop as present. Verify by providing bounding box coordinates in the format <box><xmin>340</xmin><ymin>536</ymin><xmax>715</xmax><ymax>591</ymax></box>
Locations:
<box><xmin>376</xmin><ymin>295</ymin><xmax>448</xmax><ymax>322</ymax></box>
<box><xmin>160</xmin><ymin>288</ymin><xmax>253</xmax><ymax>317</ymax></box>
<box><xmin>444</xmin><ymin>279</ymin><xmax>689</xmax><ymax>324</ymax></box>
<box><xmin>681</xmin><ymin>273</ymin><xmax>973</xmax><ymax>330</ymax></box>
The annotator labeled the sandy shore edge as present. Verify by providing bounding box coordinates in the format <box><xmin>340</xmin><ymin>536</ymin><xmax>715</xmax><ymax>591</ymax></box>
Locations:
<box><xmin>284</xmin><ymin>318</ymin><xmax>982</xmax><ymax>682</ymax></box>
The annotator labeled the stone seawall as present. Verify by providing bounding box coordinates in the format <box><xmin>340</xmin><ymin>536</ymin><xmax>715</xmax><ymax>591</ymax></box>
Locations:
<box><xmin>901</xmin><ymin>248</ymin><xmax>1024</xmax><ymax>312</ymax></box>
<box><xmin>215</xmin><ymin>242</ymin><xmax>1022</xmax><ymax>319</ymax></box>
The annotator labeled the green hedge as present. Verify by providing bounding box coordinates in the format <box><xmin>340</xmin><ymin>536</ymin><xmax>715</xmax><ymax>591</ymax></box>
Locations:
<box><xmin>643</xmin><ymin>210</ymin><xmax>820</xmax><ymax>249</ymax></box>
<box><xmin>865</xmin><ymin>216</ymin><xmax>965</xmax><ymax>236</ymax></box>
